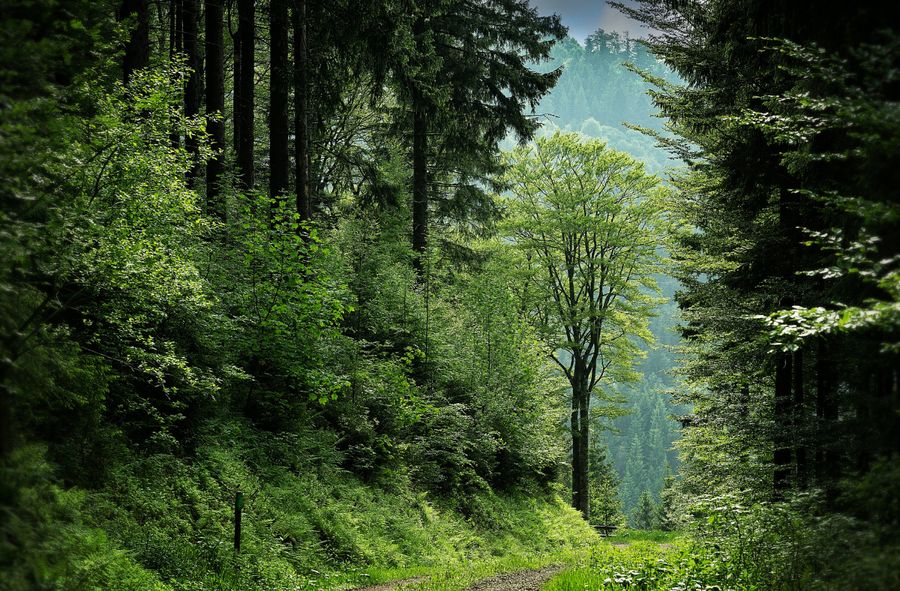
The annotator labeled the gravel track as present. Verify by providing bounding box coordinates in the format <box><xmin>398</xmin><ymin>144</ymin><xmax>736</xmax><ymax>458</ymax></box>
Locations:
<box><xmin>463</xmin><ymin>565</ymin><xmax>564</xmax><ymax>591</ymax></box>
<box><xmin>352</xmin><ymin>576</ymin><xmax>430</xmax><ymax>591</ymax></box>
<box><xmin>353</xmin><ymin>565</ymin><xmax>564</xmax><ymax>591</ymax></box>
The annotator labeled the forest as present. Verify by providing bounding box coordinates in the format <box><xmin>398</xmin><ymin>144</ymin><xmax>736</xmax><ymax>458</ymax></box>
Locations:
<box><xmin>0</xmin><ymin>1</ymin><xmax>897</xmax><ymax>590</ymax></box>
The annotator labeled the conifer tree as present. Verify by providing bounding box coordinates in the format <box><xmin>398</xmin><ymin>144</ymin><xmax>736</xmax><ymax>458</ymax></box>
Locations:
<box><xmin>399</xmin><ymin>0</ymin><xmax>565</xmax><ymax>276</ymax></box>
<box><xmin>631</xmin><ymin>490</ymin><xmax>657</xmax><ymax>530</ymax></box>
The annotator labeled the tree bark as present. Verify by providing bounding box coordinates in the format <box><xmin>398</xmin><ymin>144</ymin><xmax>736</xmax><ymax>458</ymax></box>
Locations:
<box><xmin>773</xmin><ymin>351</ymin><xmax>793</xmax><ymax>498</ymax></box>
<box><xmin>237</xmin><ymin>0</ymin><xmax>255</xmax><ymax>191</ymax></box>
<box><xmin>570</xmin><ymin>358</ymin><xmax>590</xmax><ymax>520</ymax></box>
<box><xmin>412</xmin><ymin>99</ymin><xmax>428</xmax><ymax>276</ymax></box>
<box><xmin>183</xmin><ymin>0</ymin><xmax>201</xmax><ymax>185</ymax></box>
<box><xmin>411</xmin><ymin>17</ymin><xmax>428</xmax><ymax>277</ymax></box>
<box><xmin>292</xmin><ymin>0</ymin><xmax>311</xmax><ymax>221</ymax></box>
<box><xmin>570</xmin><ymin>387</ymin><xmax>583</xmax><ymax>514</ymax></box>
<box><xmin>793</xmin><ymin>348</ymin><xmax>807</xmax><ymax>489</ymax></box>
<box><xmin>169</xmin><ymin>0</ymin><xmax>182</xmax><ymax>149</ymax></box>
<box><xmin>231</xmin><ymin>3</ymin><xmax>241</xmax><ymax>158</ymax></box>
<box><xmin>269</xmin><ymin>0</ymin><xmax>289</xmax><ymax>204</ymax></box>
<box><xmin>815</xmin><ymin>339</ymin><xmax>839</xmax><ymax>493</ymax></box>
<box><xmin>119</xmin><ymin>0</ymin><xmax>150</xmax><ymax>85</ymax></box>
<box><xmin>577</xmin><ymin>386</ymin><xmax>590</xmax><ymax>520</ymax></box>
<box><xmin>205</xmin><ymin>0</ymin><xmax>225</xmax><ymax>219</ymax></box>
<box><xmin>0</xmin><ymin>376</ymin><xmax>12</xmax><ymax>458</ymax></box>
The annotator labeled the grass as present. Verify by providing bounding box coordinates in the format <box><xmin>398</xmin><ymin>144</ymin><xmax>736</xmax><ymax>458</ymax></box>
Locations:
<box><xmin>542</xmin><ymin>532</ymin><xmax>689</xmax><ymax>591</ymax></box>
<box><xmin>604</xmin><ymin>529</ymin><xmax>682</xmax><ymax>545</ymax></box>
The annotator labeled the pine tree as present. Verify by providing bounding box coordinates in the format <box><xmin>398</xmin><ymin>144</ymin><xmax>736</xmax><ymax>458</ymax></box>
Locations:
<box><xmin>204</xmin><ymin>0</ymin><xmax>225</xmax><ymax>219</ymax></box>
<box><xmin>631</xmin><ymin>490</ymin><xmax>657</xmax><ymax>530</ymax></box>
<box><xmin>269</xmin><ymin>0</ymin><xmax>289</xmax><ymax>202</ymax></box>
<box><xmin>589</xmin><ymin>439</ymin><xmax>625</xmax><ymax>526</ymax></box>
<box><xmin>398</xmin><ymin>0</ymin><xmax>565</xmax><ymax>276</ymax></box>
<box><xmin>236</xmin><ymin>0</ymin><xmax>255</xmax><ymax>190</ymax></box>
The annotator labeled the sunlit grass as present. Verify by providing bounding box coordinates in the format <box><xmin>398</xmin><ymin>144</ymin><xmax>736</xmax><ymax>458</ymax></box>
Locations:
<box><xmin>542</xmin><ymin>532</ymin><xmax>689</xmax><ymax>591</ymax></box>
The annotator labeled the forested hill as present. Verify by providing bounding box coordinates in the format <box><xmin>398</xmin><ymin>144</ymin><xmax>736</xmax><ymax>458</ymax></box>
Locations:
<box><xmin>2</xmin><ymin>1</ymin><xmax>899</xmax><ymax>591</ymax></box>
<box><xmin>535</xmin><ymin>31</ymin><xmax>677</xmax><ymax>173</ymax></box>
<box><xmin>534</xmin><ymin>30</ymin><xmax>683</xmax><ymax>522</ymax></box>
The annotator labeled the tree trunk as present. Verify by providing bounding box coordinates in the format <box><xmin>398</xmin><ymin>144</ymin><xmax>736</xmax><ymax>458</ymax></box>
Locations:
<box><xmin>120</xmin><ymin>0</ymin><xmax>150</xmax><ymax>85</ymax></box>
<box><xmin>292</xmin><ymin>0</ymin><xmax>311</xmax><ymax>221</ymax></box>
<box><xmin>269</xmin><ymin>0</ymin><xmax>289</xmax><ymax>204</ymax></box>
<box><xmin>237</xmin><ymin>0</ymin><xmax>255</xmax><ymax>190</ymax></box>
<box><xmin>411</xmin><ymin>17</ymin><xmax>428</xmax><ymax>277</ymax></box>
<box><xmin>412</xmin><ymin>98</ymin><xmax>428</xmax><ymax>276</ymax></box>
<box><xmin>773</xmin><ymin>351</ymin><xmax>793</xmax><ymax>498</ymax></box>
<box><xmin>205</xmin><ymin>0</ymin><xmax>225</xmax><ymax>219</ymax></box>
<box><xmin>570</xmin><ymin>388</ymin><xmax>583</xmax><ymax>514</ymax></box>
<box><xmin>815</xmin><ymin>339</ymin><xmax>839</xmax><ymax>493</ymax></box>
<box><xmin>793</xmin><ymin>348</ymin><xmax>807</xmax><ymax>489</ymax></box>
<box><xmin>577</xmin><ymin>387</ymin><xmax>590</xmax><ymax>520</ymax></box>
<box><xmin>570</xmin><ymin>358</ymin><xmax>590</xmax><ymax>520</ymax></box>
<box><xmin>0</xmin><ymin>377</ymin><xmax>12</xmax><ymax>458</ymax></box>
<box><xmin>183</xmin><ymin>0</ymin><xmax>201</xmax><ymax>185</ymax></box>
<box><xmin>169</xmin><ymin>0</ymin><xmax>182</xmax><ymax>148</ymax></box>
<box><xmin>231</xmin><ymin>5</ymin><xmax>241</xmax><ymax>158</ymax></box>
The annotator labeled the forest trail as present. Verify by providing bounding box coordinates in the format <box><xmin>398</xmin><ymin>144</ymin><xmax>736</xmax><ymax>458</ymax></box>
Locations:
<box><xmin>352</xmin><ymin>576</ymin><xmax>430</xmax><ymax>591</ymax></box>
<box><xmin>463</xmin><ymin>566</ymin><xmax>563</xmax><ymax>591</ymax></box>
<box><xmin>353</xmin><ymin>566</ymin><xmax>564</xmax><ymax>591</ymax></box>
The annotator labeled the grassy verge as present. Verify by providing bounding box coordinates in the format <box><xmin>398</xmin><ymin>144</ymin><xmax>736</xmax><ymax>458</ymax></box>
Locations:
<box><xmin>2</xmin><ymin>432</ymin><xmax>599</xmax><ymax>591</ymax></box>
<box><xmin>542</xmin><ymin>533</ymin><xmax>690</xmax><ymax>591</ymax></box>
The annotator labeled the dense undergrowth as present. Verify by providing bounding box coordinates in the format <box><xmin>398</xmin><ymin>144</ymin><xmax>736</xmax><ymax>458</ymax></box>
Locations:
<box><xmin>1</xmin><ymin>423</ymin><xmax>597</xmax><ymax>591</ymax></box>
<box><xmin>545</xmin><ymin>476</ymin><xmax>900</xmax><ymax>591</ymax></box>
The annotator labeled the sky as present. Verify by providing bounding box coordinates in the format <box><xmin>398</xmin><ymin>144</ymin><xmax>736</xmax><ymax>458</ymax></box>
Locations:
<box><xmin>529</xmin><ymin>0</ymin><xmax>646</xmax><ymax>43</ymax></box>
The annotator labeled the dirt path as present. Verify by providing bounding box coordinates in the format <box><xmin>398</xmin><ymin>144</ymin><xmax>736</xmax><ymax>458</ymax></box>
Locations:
<box><xmin>352</xmin><ymin>576</ymin><xmax>430</xmax><ymax>591</ymax></box>
<box><xmin>463</xmin><ymin>565</ymin><xmax>564</xmax><ymax>591</ymax></box>
<box><xmin>352</xmin><ymin>565</ymin><xmax>564</xmax><ymax>591</ymax></box>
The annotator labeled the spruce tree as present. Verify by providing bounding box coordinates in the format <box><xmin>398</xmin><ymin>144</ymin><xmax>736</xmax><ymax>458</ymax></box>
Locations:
<box><xmin>398</xmin><ymin>0</ymin><xmax>565</xmax><ymax>276</ymax></box>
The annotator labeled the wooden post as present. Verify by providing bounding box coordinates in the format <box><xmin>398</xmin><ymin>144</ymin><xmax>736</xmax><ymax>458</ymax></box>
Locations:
<box><xmin>234</xmin><ymin>490</ymin><xmax>244</xmax><ymax>552</ymax></box>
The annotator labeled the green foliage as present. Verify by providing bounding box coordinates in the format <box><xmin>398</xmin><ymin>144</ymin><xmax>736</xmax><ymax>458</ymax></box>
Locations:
<box><xmin>501</xmin><ymin>131</ymin><xmax>666</xmax><ymax>388</ymax></box>
<box><xmin>588</xmin><ymin>442</ymin><xmax>625</xmax><ymax>527</ymax></box>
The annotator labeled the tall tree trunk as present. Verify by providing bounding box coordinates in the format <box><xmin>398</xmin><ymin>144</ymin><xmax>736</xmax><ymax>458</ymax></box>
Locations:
<box><xmin>169</xmin><ymin>0</ymin><xmax>182</xmax><ymax>148</ymax></box>
<box><xmin>412</xmin><ymin>98</ymin><xmax>428</xmax><ymax>276</ymax></box>
<box><xmin>570</xmin><ymin>386</ymin><xmax>582</xmax><ymax>514</ymax></box>
<box><xmin>119</xmin><ymin>0</ymin><xmax>150</xmax><ymax>85</ymax></box>
<box><xmin>231</xmin><ymin>4</ymin><xmax>241</xmax><ymax>158</ymax></box>
<box><xmin>773</xmin><ymin>351</ymin><xmax>793</xmax><ymax>498</ymax></box>
<box><xmin>292</xmin><ymin>0</ymin><xmax>310</xmax><ymax>221</ymax></box>
<box><xmin>269</xmin><ymin>0</ymin><xmax>289</xmax><ymax>203</ymax></box>
<box><xmin>411</xmin><ymin>16</ymin><xmax>428</xmax><ymax>277</ymax></box>
<box><xmin>0</xmin><ymin>372</ymin><xmax>12</xmax><ymax>458</ymax></box>
<box><xmin>570</xmin><ymin>357</ymin><xmax>590</xmax><ymax>520</ymax></box>
<box><xmin>793</xmin><ymin>348</ymin><xmax>807</xmax><ymax>489</ymax></box>
<box><xmin>183</xmin><ymin>0</ymin><xmax>201</xmax><ymax>185</ymax></box>
<box><xmin>237</xmin><ymin>0</ymin><xmax>255</xmax><ymax>190</ymax></box>
<box><xmin>815</xmin><ymin>339</ymin><xmax>839</xmax><ymax>493</ymax></box>
<box><xmin>577</xmin><ymin>386</ymin><xmax>591</xmax><ymax>520</ymax></box>
<box><xmin>205</xmin><ymin>0</ymin><xmax>225</xmax><ymax>219</ymax></box>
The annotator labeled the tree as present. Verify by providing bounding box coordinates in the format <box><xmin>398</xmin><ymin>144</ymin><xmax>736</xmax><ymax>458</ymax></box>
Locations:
<box><xmin>182</xmin><ymin>0</ymin><xmax>201</xmax><ymax>184</ymax></box>
<box><xmin>631</xmin><ymin>490</ymin><xmax>657</xmax><ymax>530</ymax></box>
<box><xmin>236</xmin><ymin>0</ymin><xmax>255</xmax><ymax>190</ymax></box>
<box><xmin>589</xmin><ymin>438</ymin><xmax>625</xmax><ymax>526</ymax></box>
<box><xmin>398</xmin><ymin>0</ymin><xmax>565</xmax><ymax>276</ymax></box>
<box><xmin>205</xmin><ymin>0</ymin><xmax>225</xmax><ymax>218</ymax></box>
<box><xmin>503</xmin><ymin>132</ymin><xmax>665</xmax><ymax>519</ymax></box>
<box><xmin>118</xmin><ymin>0</ymin><xmax>149</xmax><ymax>85</ymax></box>
<box><xmin>617</xmin><ymin>0</ymin><xmax>900</xmax><ymax>504</ymax></box>
<box><xmin>292</xmin><ymin>0</ymin><xmax>311</xmax><ymax>220</ymax></box>
<box><xmin>269</xmin><ymin>0</ymin><xmax>289</xmax><ymax>202</ymax></box>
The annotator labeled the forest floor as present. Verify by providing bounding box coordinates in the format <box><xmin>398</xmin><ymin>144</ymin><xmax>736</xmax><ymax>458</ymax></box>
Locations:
<box><xmin>354</xmin><ymin>566</ymin><xmax>562</xmax><ymax>591</ymax></box>
<box><xmin>351</xmin><ymin>534</ymin><xmax>683</xmax><ymax>591</ymax></box>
